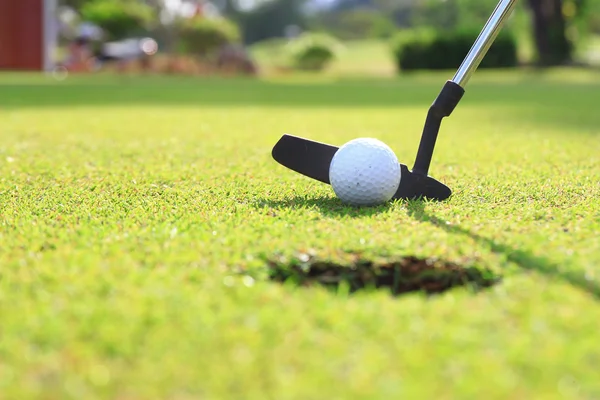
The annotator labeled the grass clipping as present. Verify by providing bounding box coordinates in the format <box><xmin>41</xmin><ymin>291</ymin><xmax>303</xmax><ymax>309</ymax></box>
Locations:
<box><xmin>267</xmin><ymin>253</ymin><xmax>501</xmax><ymax>297</ymax></box>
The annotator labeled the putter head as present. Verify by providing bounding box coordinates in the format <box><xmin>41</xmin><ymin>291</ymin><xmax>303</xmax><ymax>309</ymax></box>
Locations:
<box><xmin>272</xmin><ymin>134</ymin><xmax>451</xmax><ymax>201</ymax></box>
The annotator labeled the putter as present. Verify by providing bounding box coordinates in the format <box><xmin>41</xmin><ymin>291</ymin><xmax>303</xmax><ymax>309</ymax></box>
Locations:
<box><xmin>271</xmin><ymin>0</ymin><xmax>520</xmax><ymax>201</ymax></box>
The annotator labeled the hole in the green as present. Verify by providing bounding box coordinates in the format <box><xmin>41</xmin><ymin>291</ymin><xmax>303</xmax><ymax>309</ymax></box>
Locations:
<box><xmin>266</xmin><ymin>253</ymin><xmax>501</xmax><ymax>297</ymax></box>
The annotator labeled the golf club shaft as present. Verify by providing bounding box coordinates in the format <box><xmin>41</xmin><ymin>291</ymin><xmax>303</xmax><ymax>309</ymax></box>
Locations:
<box><xmin>411</xmin><ymin>0</ymin><xmax>520</xmax><ymax>176</ymax></box>
<box><xmin>452</xmin><ymin>0</ymin><xmax>520</xmax><ymax>88</ymax></box>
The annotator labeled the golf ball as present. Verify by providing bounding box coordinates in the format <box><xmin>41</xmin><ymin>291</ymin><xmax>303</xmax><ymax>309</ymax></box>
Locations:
<box><xmin>329</xmin><ymin>138</ymin><xmax>401</xmax><ymax>206</ymax></box>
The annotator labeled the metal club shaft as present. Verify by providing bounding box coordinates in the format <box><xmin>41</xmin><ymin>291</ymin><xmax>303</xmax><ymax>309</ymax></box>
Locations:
<box><xmin>452</xmin><ymin>0</ymin><xmax>520</xmax><ymax>88</ymax></box>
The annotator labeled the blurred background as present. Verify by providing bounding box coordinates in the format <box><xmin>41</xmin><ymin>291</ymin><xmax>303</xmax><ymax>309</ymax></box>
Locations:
<box><xmin>0</xmin><ymin>0</ymin><xmax>598</xmax><ymax>78</ymax></box>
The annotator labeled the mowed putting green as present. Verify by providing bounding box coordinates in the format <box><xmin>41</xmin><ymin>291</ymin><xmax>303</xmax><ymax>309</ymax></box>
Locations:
<box><xmin>1</xmin><ymin>69</ymin><xmax>600</xmax><ymax>399</ymax></box>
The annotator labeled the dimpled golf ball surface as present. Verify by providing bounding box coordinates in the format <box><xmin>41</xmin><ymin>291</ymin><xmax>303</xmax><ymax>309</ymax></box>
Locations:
<box><xmin>329</xmin><ymin>138</ymin><xmax>401</xmax><ymax>206</ymax></box>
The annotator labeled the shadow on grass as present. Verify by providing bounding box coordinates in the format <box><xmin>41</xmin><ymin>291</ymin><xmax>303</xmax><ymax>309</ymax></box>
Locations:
<box><xmin>0</xmin><ymin>78</ymin><xmax>440</xmax><ymax>109</ymax></box>
<box><xmin>1</xmin><ymin>74</ymin><xmax>598</xmax><ymax>112</ymax></box>
<box><xmin>254</xmin><ymin>195</ymin><xmax>393</xmax><ymax>218</ymax></box>
<box><xmin>259</xmin><ymin>194</ymin><xmax>600</xmax><ymax>300</ymax></box>
<box><xmin>2</xmin><ymin>75</ymin><xmax>598</xmax><ymax>136</ymax></box>
<box><xmin>405</xmin><ymin>200</ymin><xmax>600</xmax><ymax>300</ymax></box>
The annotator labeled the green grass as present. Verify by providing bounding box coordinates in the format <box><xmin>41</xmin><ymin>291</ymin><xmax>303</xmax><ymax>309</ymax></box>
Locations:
<box><xmin>1</xmin><ymin>68</ymin><xmax>600</xmax><ymax>399</ymax></box>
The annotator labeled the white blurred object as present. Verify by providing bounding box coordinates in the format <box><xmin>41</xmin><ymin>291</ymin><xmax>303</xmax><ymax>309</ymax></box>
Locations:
<box><xmin>77</xmin><ymin>22</ymin><xmax>103</xmax><ymax>40</ymax></box>
<box><xmin>102</xmin><ymin>38</ymin><xmax>158</xmax><ymax>59</ymax></box>
<box><xmin>140</xmin><ymin>38</ymin><xmax>159</xmax><ymax>55</ymax></box>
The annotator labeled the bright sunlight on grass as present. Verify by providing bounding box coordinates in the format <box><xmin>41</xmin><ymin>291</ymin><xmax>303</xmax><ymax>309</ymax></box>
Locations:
<box><xmin>1</xmin><ymin>69</ymin><xmax>600</xmax><ymax>399</ymax></box>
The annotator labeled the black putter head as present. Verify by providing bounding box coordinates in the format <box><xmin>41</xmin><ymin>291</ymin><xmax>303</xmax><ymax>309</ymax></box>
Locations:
<box><xmin>271</xmin><ymin>134</ymin><xmax>451</xmax><ymax>201</ymax></box>
<box><xmin>272</xmin><ymin>81</ymin><xmax>466</xmax><ymax>202</ymax></box>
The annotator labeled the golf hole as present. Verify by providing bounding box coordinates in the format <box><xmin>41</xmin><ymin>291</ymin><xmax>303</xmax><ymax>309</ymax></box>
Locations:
<box><xmin>266</xmin><ymin>253</ymin><xmax>501</xmax><ymax>297</ymax></box>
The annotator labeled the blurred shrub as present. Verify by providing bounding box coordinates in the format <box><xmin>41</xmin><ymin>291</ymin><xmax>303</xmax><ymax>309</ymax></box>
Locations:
<box><xmin>81</xmin><ymin>0</ymin><xmax>154</xmax><ymax>40</ymax></box>
<box><xmin>176</xmin><ymin>17</ymin><xmax>241</xmax><ymax>58</ymax></box>
<box><xmin>391</xmin><ymin>28</ymin><xmax>518</xmax><ymax>71</ymax></box>
<box><xmin>286</xmin><ymin>32</ymin><xmax>342</xmax><ymax>71</ymax></box>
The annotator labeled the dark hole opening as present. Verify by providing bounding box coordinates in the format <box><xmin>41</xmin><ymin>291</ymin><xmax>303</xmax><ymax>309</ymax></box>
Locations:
<box><xmin>267</xmin><ymin>253</ymin><xmax>501</xmax><ymax>297</ymax></box>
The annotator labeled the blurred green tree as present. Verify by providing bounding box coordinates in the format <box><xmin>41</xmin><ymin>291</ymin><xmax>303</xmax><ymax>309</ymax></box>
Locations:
<box><xmin>227</xmin><ymin>0</ymin><xmax>308</xmax><ymax>44</ymax></box>
<box><xmin>527</xmin><ymin>0</ymin><xmax>571</xmax><ymax>65</ymax></box>
<box><xmin>80</xmin><ymin>0</ymin><xmax>155</xmax><ymax>40</ymax></box>
<box><xmin>309</xmin><ymin>9</ymin><xmax>396</xmax><ymax>40</ymax></box>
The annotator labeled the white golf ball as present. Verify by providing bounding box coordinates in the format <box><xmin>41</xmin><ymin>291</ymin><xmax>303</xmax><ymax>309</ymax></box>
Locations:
<box><xmin>329</xmin><ymin>138</ymin><xmax>401</xmax><ymax>206</ymax></box>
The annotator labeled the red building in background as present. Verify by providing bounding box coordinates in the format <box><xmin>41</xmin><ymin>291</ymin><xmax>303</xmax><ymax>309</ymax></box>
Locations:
<box><xmin>0</xmin><ymin>0</ymin><xmax>57</xmax><ymax>71</ymax></box>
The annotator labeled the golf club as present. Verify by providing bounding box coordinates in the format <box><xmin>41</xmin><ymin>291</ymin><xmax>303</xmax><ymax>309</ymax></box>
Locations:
<box><xmin>271</xmin><ymin>0</ymin><xmax>520</xmax><ymax>201</ymax></box>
